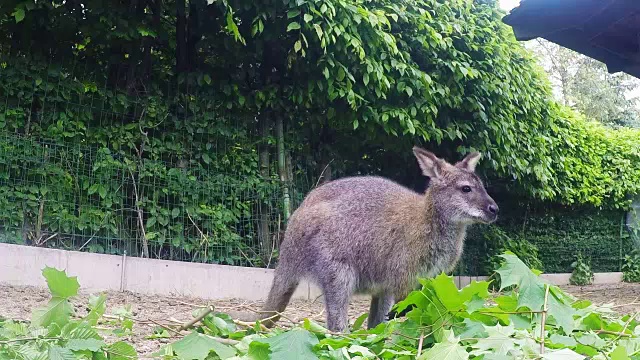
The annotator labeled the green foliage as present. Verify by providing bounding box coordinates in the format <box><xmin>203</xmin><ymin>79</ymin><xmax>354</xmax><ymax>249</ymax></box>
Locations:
<box><xmin>482</xmin><ymin>225</ymin><xmax>543</xmax><ymax>276</ymax></box>
<box><xmin>528</xmin><ymin>39</ymin><xmax>640</xmax><ymax>129</ymax></box>
<box><xmin>3</xmin><ymin>0</ymin><xmax>640</xmax><ymax>214</ymax></box>
<box><xmin>156</xmin><ymin>253</ymin><xmax>640</xmax><ymax>359</ymax></box>
<box><xmin>622</xmin><ymin>250</ymin><xmax>640</xmax><ymax>283</ymax></box>
<box><xmin>2</xmin><ymin>0</ymin><xmax>640</xmax><ymax>268</ymax></box>
<box><xmin>570</xmin><ymin>252</ymin><xmax>594</xmax><ymax>286</ymax></box>
<box><xmin>7</xmin><ymin>256</ymin><xmax>640</xmax><ymax>359</ymax></box>
<box><xmin>0</xmin><ymin>267</ymin><xmax>138</xmax><ymax>360</ymax></box>
<box><xmin>0</xmin><ymin>57</ymin><xmax>289</xmax><ymax>265</ymax></box>
<box><xmin>460</xmin><ymin>202</ymin><xmax>632</xmax><ymax>275</ymax></box>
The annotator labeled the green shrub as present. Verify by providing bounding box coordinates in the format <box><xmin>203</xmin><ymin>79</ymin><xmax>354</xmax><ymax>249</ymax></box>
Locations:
<box><xmin>622</xmin><ymin>249</ymin><xmax>640</xmax><ymax>283</ymax></box>
<box><xmin>483</xmin><ymin>226</ymin><xmax>543</xmax><ymax>275</ymax></box>
<box><xmin>569</xmin><ymin>252</ymin><xmax>594</xmax><ymax>286</ymax></box>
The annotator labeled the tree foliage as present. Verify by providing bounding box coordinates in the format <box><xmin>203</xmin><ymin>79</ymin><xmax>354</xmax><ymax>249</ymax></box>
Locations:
<box><xmin>528</xmin><ymin>39</ymin><xmax>640</xmax><ymax>128</ymax></box>
<box><xmin>2</xmin><ymin>0</ymin><xmax>638</xmax><ymax>207</ymax></box>
<box><xmin>1</xmin><ymin>0</ymin><xmax>640</xmax><ymax>265</ymax></box>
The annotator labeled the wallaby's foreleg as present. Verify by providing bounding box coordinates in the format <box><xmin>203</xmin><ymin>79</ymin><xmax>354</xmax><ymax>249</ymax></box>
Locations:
<box><xmin>368</xmin><ymin>293</ymin><xmax>395</xmax><ymax>329</ymax></box>
<box><xmin>320</xmin><ymin>270</ymin><xmax>355</xmax><ymax>332</ymax></box>
<box><xmin>260</xmin><ymin>265</ymin><xmax>300</xmax><ymax>328</ymax></box>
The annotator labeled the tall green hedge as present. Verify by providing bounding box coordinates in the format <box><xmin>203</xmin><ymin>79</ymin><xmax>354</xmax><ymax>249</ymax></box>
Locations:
<box><xmin>459</xmin><ymin>201</ymin><xmax>632</xmax><ymax>275</ymax></box>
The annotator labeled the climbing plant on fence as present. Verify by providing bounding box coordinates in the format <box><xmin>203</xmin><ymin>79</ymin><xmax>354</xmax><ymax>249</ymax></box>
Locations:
<box><xmin>0</xmin><ymin>57</ymin><xmax>307</xmax><ymax>267</ymax></box>
<box><xmin>457</xmin><ymin>200</ymin><xmax>632</xmax><ymax>276</ymax></box>
<box><xmin>3</xmin><ymin>0</ymin><xmax>640</xmax><ymax>272</ymax></box>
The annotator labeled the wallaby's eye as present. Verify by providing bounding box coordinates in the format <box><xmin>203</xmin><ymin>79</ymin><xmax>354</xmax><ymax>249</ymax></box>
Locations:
<box><xmin>461</xmin><ymin>186</ymin><xmax>472</xmax><ymax>193</ymax></box>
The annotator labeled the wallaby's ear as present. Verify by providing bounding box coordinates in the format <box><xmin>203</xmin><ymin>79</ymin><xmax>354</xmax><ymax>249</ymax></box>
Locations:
<box><xmin>456</xmin><ymin>152</ymin><xmax>481</xmax><ymax>172</ymax></box>
<box><xmin>413</xmin><ymin>146</ymin><xmax>443</xmax><ymax>178</ymax></box>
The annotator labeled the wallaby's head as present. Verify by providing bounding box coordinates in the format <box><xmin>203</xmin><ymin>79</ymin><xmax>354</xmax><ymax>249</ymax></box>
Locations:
<box><xmin>413</xmin><ymin>146</ymin><xmax>498</xmax><ymax>225</ymax></box>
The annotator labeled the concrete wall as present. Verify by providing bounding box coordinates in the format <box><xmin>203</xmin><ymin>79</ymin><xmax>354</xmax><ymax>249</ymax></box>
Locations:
<box><xmin>0</xmin><ymin>243</ymin><xmax>320</xmax><ymax>301</ymax></box>
<box><xmin>0</xmin><ymin>243</ymin><xmax>624</xmax><ymax>301</ymax></box>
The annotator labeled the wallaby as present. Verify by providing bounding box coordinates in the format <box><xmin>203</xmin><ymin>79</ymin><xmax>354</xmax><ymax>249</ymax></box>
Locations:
<box><xmin>256</xmin><ymin>147</ymin><xmax>498</xmax><ymax>332</ymax></box>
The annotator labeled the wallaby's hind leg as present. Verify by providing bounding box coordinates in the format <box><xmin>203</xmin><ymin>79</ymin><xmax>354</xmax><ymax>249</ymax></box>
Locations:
<box><xmin>368</xmin><ymin>293</ymin><xmax>395</xmax><ymax>329</ymax></box>
<box><xmin>260</xmin><ymin>265</ymin><xmax>300</xmax><ymax>328</ymax></box>
<box><xmin>320</xmin><ymin>270</ymin><xmax>355</xmax><ymax>332</ymax></box>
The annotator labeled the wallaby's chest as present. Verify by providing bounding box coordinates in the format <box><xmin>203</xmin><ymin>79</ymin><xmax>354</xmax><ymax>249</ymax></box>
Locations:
<box><xmin>417</xmin><ymin>228</ymin><xmax>466</xmax><ymax>278</ymax></box>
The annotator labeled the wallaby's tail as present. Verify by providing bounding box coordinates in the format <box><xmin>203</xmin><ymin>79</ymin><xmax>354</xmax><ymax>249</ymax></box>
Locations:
<box><xmin>259</xmin><ymin>265</ymin><xmax>300</xmax><ymax>328</ymax></box>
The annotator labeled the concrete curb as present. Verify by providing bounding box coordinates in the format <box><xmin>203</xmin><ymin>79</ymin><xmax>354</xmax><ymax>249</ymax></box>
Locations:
<box><xmin>0</xmin><ymin>243</ymin><xmax>624</xmax><ymax>301</ymax></box>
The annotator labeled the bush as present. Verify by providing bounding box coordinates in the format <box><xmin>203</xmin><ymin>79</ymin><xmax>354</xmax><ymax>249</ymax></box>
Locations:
<box><xmin>569</xmin><ymin>252</ymin><xmax>594</xmax><ymax>286</ymax></box>
<box><xmin>483</xmin><ymin>226</ymin><xmax>543</xmax><ymax>275</ymax></box>
<box><xmin>622</xmin><ymin>249</ymin><xmax>640</xmax><ymax>283</ymax></box>
<box><xmin>458</xmin><ymin>202</ymin><xmax>632</xmax><ymax>276</ymax></box>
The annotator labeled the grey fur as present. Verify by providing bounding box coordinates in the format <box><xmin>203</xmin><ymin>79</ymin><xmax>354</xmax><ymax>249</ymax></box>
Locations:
<box><xmin>257</xmin><ymin>147</ymin><xmax>498</xmax><ymax>331</ymax></box>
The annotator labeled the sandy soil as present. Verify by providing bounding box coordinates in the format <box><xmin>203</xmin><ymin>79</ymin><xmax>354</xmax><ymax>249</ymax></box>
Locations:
<box><xmin>2</xmin><ymin>282</ymin><xmax>640</xmax><ymax>356</ymax></box>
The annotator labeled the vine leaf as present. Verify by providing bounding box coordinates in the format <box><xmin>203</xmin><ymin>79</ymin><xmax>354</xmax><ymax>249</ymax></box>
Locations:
<box><xmin>496</xmin><ymin>254</ymin><xmax>576</xmax><ymax>333</ymax></box>
<box><xmin>256</xmin><ymin>329</ymin><xmax>319</xmax><ymax>360</ymax></box>
<box><xmin>48</xmin><ymin>346</ymin><xmax>76</xmax><ymax>360</ymax></box>
<box><xmin>171</xmin><ymin>332</ymin><xmax>236</xmax><ymax>360</ymax></box>
<box><xmin>105</xmin><ymin>341</ymin><xmax>138</xmax><ymax>360</ymax></box>
<box><xmin>418</xmin><ymin>330</ymin><xmax>468</xmax><ymax>360</ymax></box>
<box><xmin>31</xmin><ymin>267</ymin><xmax>79</xmax><ymax>329</ymax></box>
<box><xmin>541</xmin><ymin>348</ymin><xmax>586</xmax><ymax>360</ymax></box>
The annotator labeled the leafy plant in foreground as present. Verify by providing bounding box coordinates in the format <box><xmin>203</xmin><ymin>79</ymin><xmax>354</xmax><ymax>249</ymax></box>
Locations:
<box><xmin>0</xmin><ymin>267</ymin><xmax>137</xmax><ymax>360</ymax></box>
<box><xmin>570</xmin><ymin>252</ymin><xmax>594</xmax><ymax>286</ymax></box>
<box><xmin>155</xmin><ymin>253</ymin><xmax>640</xmax><ymax>359</ymax></box>
<box><xmin>5</xmin><ymin>254</ymin><xmax>640</xmax><ymax>359</ymax></box>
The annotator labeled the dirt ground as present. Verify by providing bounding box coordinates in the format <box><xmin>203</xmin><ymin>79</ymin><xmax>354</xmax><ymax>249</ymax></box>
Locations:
<box><xmin>2</xmin><ymin>282</ymin><xmax>640</xmax><ymax>357</ymax></box>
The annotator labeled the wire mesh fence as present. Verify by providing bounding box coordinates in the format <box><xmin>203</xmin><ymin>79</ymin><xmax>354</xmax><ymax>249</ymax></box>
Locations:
<box><xmin>0</xmin><ymin>53</ymin><xmax>314</xmax><ymax>269</ymax></box>
<box><xmin>0</xmin><ymin>129</ymin><xmax>311</xmax><ymax>269</ymax></box>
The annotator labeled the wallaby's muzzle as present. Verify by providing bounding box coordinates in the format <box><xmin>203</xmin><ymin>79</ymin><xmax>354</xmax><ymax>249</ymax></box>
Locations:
<box><xmin>482</xmin><ymin>198</ymin><xmax>499</xmax><ymax>223</ymax></box>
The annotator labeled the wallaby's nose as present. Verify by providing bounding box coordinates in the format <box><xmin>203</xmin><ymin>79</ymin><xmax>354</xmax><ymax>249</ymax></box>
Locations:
<box><xmin>488</xmin><ymin>204</ymin><xmax>499</xmax><ymax>215</ymax></box>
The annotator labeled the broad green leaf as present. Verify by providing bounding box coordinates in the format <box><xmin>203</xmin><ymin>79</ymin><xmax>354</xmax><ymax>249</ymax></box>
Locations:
<box><xmin>351</xmin><ymin>313</ymin><xmax>368</xmax><ymax>331</ymax></box>
<box><xmin>549</xmin><ymin>334</ymin><xmax>577</xmax><ymax>347</ymax></box>
<box><xmin>13</xmin><ymin>8</ymin><xmax>25</xmax><ymax>22</ymax></box>
<box><xmin>48</xmin><ymin>346</ymin><xmax>75</xmax><ymax>360</ymax></box>
<box><xmin>542</xmin><ymin>348</ymin><xmax>585</xmax><ymax>360</ymax></box>
<box><xmin>257</xmin><ymin>329</ymin><xmax>319</xmax><ymax>360</ymax></box>
<box><xmin>456</xmin><ymin>318</ymin><xmax>487</xmax><ymax>339</ymax></box>
<box><xmin>496</xmin><ymin>254</ymin><xmax>549</xmax><ymax>311</ymax></box>
<box><xmin>610</xmin><ymin>346</ymin><xmax>630</xmax><ymax>360</ymax></box>
<box><xmin>64</xmin><ymin>323</ymin><xmax>100</xmax><ymax>340</ymax></box>
<box><xmin>42</xmin><ymin>267</ymin><xmax>80</xmax><ymax>298</ymax></box>
<box><xmin>66</xmin><ymin>338</ymin><xmax>105</xmax><ymax>352</ymax></box>
<box><xmin>470</xmin><ymin>324</ymin><xmax>516</xmax><ymax>356</ymax></box>
<box><xmin>302</xmin><ymin>319</ymin><xmax>328</xmax><ymax>334</ymax></box>
<box><xmin>171</xmin><ymin>332</ymin><xmax>236</xmax><ymax>360</ymax></box>
<box><xmin>31</xmin><ymin>298</ymin><xmax>74</xmax><ymax>329</ymax></box>
<box><xmin>431</xmin><ymin>275</ymin><xmax>490</xmax><ymax>314</ymax></box>
<box><xmin>287</xmin><ymin>22</ymin><xmax>301</xmax><ymax>32</ymax></box>
<box><xmin>576</xmin><ymin>332</ymin><xmax>605</xmax><ymax>349</ymax></box>
<box><xmin>98</xmin><ymin>185</ymin><xmax>107</xmax><ymax>199</ymax></box>
<box><xmin>14</xmin><ymin>343</ymin><xmax>48</xmax><ymax>360</ymax></box>
<box><xmin>419</xmin><ymin>330</ymin><xmax>468</xmax><ymax>360</ymax></box>
<box><xmin>348</xmin><ymin>344</ymin><xmax>376</xmax><ymax>357</ymax></box>
<box><xmin>106</xmin><ymin>341</ymin><xmax>137</xmax><ymax>360</ymax></box>
<box><xmin>84</xmin><ymin>294</ymin><xmax>106</xmax><ymax>326</ymax></box>
<box><xmin>466</xmin><ymin>295</ymin><xmax>486</xmax><ymax>313</ymax></box>
<box><xmin>248</xmin><ymin>341</ymin><xmax>270</xmax><ymax>360</ymax></box>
